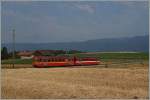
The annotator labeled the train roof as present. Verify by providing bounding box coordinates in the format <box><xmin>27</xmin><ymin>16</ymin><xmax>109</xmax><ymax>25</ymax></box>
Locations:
<box><xmin>33</xmin><ymin>56</ymin><xmax>98</xmax><ymax>60</ymax></box>
<box><xmin>33</xmin><ymin>56</ymin><xmax>71</xmax><ymax>59</ymax></box>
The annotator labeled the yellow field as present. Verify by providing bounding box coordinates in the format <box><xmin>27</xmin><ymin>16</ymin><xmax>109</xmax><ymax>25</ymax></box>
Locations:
<box><xmin>1</xmin><ymin>63</ymin><xmax>149</xmax><ymax>99</ymax></box>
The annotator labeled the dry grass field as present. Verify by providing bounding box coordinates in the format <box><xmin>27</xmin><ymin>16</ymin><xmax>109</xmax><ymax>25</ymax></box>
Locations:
<box><xmin>1</xmin><ymin>63</ymin><xmax>149</xmax><ymax>99</ymax></box>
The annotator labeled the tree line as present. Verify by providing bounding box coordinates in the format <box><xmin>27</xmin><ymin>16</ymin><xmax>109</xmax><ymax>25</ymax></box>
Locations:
<box><xmin>1</xmin><ymin>46</ymin><xmax>84</xmax><ymax>60</ymax></box>
<box><xmin>1</xmin><ymin>47</ymin><xmax>20</xmax><ymax>60</ymax></box>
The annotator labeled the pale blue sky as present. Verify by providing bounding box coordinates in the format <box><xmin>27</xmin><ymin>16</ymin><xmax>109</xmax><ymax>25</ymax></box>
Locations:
<box><xmin>1</xmin><ymin>1</ymin><xmax>149</xmax><ymax>43</ymax></box>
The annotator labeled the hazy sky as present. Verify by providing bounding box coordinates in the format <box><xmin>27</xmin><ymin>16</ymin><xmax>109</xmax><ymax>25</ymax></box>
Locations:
<box><xmin>1</xmin><ymin>1</ymin><xmax>149</xmax><ymax>43</ymax></box>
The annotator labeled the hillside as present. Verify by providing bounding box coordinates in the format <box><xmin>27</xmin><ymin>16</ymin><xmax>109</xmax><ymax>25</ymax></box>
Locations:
<box><xmin>2</xmin><ymin>35</ymin><xmax>149</xmax><ymax>52</ymax></box>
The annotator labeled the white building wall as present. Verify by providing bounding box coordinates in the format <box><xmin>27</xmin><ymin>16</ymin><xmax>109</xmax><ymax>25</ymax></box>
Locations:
<box><xmin>21</xmin><ymin>55</ymin><xmax>34</xmax><ymax>59</ymax></box>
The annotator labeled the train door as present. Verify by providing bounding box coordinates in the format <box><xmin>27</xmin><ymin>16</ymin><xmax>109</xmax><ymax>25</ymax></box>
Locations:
<box><xmin>73</xmin><ymin>56</ymin><xmax>77</xmax><ymax>65</ymax></box>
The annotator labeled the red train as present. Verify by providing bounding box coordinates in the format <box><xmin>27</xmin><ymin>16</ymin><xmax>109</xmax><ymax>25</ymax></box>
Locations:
<box><xmin>32</xmin><ymin>56</ymin><xmax>100</xmax><ymax>68</ymax></box>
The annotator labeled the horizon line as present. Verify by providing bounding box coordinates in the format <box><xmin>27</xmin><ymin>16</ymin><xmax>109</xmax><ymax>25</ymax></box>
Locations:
<box><xmin>2</xmin><ymin>34</ymin><xmax>149</xmax><ymax>44</ymax></box>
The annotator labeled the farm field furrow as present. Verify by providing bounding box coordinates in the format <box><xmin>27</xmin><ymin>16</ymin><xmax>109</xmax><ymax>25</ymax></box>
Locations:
<box><xmin>1</xmin><ymin>66</ymin><xmax>148</xmax><ymax>99</ymax></box>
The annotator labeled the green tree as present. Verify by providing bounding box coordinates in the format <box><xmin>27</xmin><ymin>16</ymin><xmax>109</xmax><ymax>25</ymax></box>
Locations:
<box><xmin>68</xmin><ymin>50</ymin><xmax>83</xmax><ymax>54</ymax></box>
<box><xmin>1</xmin><ymin>47</ymin><xmax>9</xmax><ymax>59</ymax></box>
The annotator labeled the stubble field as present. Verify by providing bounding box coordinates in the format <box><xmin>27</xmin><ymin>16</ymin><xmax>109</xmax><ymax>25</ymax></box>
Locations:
<box><xmin>1</xmin><ymin>63</ymin><xmax>149</xmax><ymax>99</ymax></box>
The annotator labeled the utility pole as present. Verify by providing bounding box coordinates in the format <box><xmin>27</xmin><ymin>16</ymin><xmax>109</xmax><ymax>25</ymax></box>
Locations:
<box><xmin>12</xmin><ymin>29</ymin><xmax>15</xmax><ymax>68</ymax></box>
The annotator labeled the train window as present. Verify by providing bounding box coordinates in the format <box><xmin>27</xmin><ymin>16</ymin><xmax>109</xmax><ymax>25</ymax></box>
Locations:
<box><xmin>43</xmin><ymin>59</ymin><xmax>45</xmax><ymax>62</ymax></box>
<box><xmin>34</xmin><ymin>58</ymin><xmax>38</xmax><ymax>61</ymax></box>
<box><xmin>65</xmin><ymin>59</ymin><xmax>68</xmax><ymax>62</ymax></box>
<box><xmin>44</xmin><ymin>59</ymin><xmax>47</xmax><ymax>62</ymax></box>
<box><xmin>58</xmin><ymin>58</ymin><xmax>60</xmax><ymax>62</ymax></box>
<box><xmin>53</xmin><ymin>58</ymin><xmax>56</xmax><ymax>62</ymax></box>
<box><xmin>45</xmin><ymin>59</ymin><xmax>48</xmax><ymax>62</ymax></box>
<box><xmin>62</xmin><ymin>58</ymin><xmax>64</xmax><ymax>61</ymax></box>
<box><xmin>56</xmin><ymin>58</ymin><xmax>58</xmax><ymax>62</ymax></box>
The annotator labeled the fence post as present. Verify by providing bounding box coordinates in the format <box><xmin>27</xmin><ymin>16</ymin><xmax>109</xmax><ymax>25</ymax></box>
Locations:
<box><xmin>140</xmin><ymin>61</ymin><xmax>144</xmax><ymax>67</ymax></box>
<box><xmin>105</xmin><ymin>63</ymin><xmax>108</xmax><ymax>68</ymax></box>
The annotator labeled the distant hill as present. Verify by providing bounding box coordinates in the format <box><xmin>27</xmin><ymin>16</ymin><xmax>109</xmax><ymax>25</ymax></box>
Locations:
<box><xmin>2</xmin><ymin>35</ymin><xmax>149</xmax><ymax>52</ymax></box>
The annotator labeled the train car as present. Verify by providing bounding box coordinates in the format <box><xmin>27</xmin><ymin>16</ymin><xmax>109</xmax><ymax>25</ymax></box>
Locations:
<box><xmin>32</xmin><ymin>56</ymin><xmax>100</xmax><ymax>68</ymax></box>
